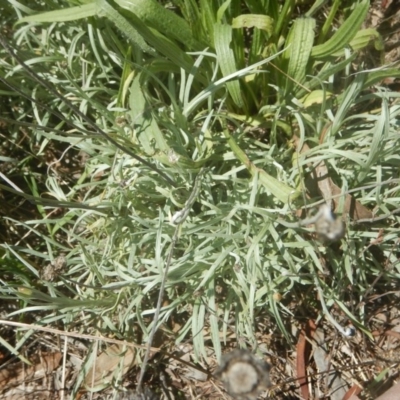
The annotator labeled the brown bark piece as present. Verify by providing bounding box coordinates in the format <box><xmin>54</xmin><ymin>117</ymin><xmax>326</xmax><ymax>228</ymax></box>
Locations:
<box><xmin>296</xmin><ymin>328</ymin><xmax>309</xmax><ymax>400</ymax></box>
<box><xmin>330</xmin><ymin>184</ymin><xmax>372</xmax><ymax>220</ymax></box>
<box><xmin>296</xmin><ymin>320</ymin><xmax>317</xmax><ymax>400</ymax></box>
<box><xmin>343</xmin><ymin>384</ymin><xmax>363</xmax><ymax>400</ymax></box>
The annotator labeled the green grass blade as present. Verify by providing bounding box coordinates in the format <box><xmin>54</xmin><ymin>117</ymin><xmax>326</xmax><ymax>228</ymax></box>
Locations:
<box><xmin>274</xmin><ymin>0</ymin><xmax>294</xmax><ymax>37</ymax></box>
<box><xmin>183</xmin><ymin>49</ymin><xmax>285</xmax><ymax>117</ymax></box>
<box><xmin>363</xmin><ymin>68</ymin><xmax>400</xmax><ymax>88</ymax></box>
<box><xmin>297</xmin><ymin>53</ymin><xmax>356</xmax><ymax>97</ymax></box>
<box><xmin>208</xmin><ymin>279</ymin><xmax>222</xmax><ymax>361</ymax></box>
<box><xmin>232</xmin><ymin>14</ymin><xmax>274</xmax><ymax>35</ymax></box>
<box><xmin>223</xmin><ymin>130</ymin><xmax>300</xmax><ymax>204</ymax></box>
<box><xmin>0</xmin><ymin>336</ymin><xmax>31</xmax><ymax>365</ymax></box>
<box><xmin>330</xmin><ymin>73</ymin><xmax>365</xmax><ymax>136</ymax></box>
<box><xmin>358</xmin><ymin>96</ymin><xmax>389</xmax><ymax>182</ymax></box>
<box><xmin>316</xmin><ymin>0</ymin><xmax>340</xmax><ymax>43</ymax></box>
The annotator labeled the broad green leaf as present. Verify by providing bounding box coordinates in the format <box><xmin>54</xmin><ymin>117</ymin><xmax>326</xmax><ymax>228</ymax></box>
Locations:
<box><xmin>311</xmin><ymin>0</ymin><xmax>369</xmax><ymax>58</ymax></box>
<box><xmin>299</xmin><ymin>90</ymin><xmax>333</xmax><ymax>108</ymax></box>
<box><xmin>101</xmin><ymin>0</ymin><xmax>193</xmax><ymax>71</ymax></box>
<box><xmin>18</xmin><ymin>0</ymin><xmax>200</xmax><ymax>54</ymax></box>
<box><xmin>104</xmin><ymin>0</ymin><xmax>195</xmax><ymax>72</ymax></box>
<box><xmin>118</xmin><ymin>0</ymin><xmax>201</xmax><ymax>50</ymax></box>
<box><xmin>97</xmin><ymin>0</ymin><xmax>156</xmax><ymax>55</ymax></box>
<box><xmin>232</xmin><ymin>14</ymin><xmax>274</xmax><ymax>36</ymax></box>
<box><xmin>332</xmin><ymin>28</ymin><xmax>383</xmax><ymax>57</ymax></box>
<box><xmin>214</xmin><ymin>23</ymin><xmax>243</xmax><ymax>108</ymax></box>
<box><xmin>285</xmin><ymin>17</ymin><xmax>316</xmax><ymax>95</ymax></box>
<box><xmin>17</xmin><ymin>3</ymin><xmax>97</xmax><ymax>23</ymax></box>
<box><xmin>18</xmin><ymin>0</ymin><xmax>156</xmax><ymax>56</ymax></box>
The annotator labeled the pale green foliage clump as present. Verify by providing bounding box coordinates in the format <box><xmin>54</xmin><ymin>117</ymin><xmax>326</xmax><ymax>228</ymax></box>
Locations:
<box><xmin>1</xmin><ymin>0</ymin><xmax>400</xmax><ymax>395</ymax></box>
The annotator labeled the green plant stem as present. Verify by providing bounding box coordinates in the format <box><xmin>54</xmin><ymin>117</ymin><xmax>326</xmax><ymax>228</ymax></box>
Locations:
<box><xmin>136</xmin><ymin>169</ymin><xmax>204</xmax><ymax>394</ymax></box>
<box><xmin>318</xmin><ymin>0</ymin><xmax>340</xmax><ymax>44</ymax></box>
<box><xmin>274</xmin><ymin>0</ymin><xmax>295</xmax><ymax>38</ymax></box>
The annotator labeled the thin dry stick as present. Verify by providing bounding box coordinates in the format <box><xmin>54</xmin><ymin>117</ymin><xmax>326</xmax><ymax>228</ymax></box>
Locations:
<box><xmin>136</xmin><ymin>168</ymin><xmax>205</xmax><ymax>394</ymax></box>
<box><xmin>61</xmin><ymin>336</ymin><xmax>68</xmax><ymax>400</ymax></box>
<box><xmin>0</xmin><ymin>319</ymin><xmax>158</xmax><ymax>350</ymax></box>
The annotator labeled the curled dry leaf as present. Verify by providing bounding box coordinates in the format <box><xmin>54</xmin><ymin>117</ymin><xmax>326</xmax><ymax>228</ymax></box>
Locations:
<box><xmin>214</xmin><ymin>349</ymin><xmax>271</xmax><ymax>400</ymax></box>
<box><xmin>293</xmin><ymin>135</ymin><xmax>372</xmax><ymax>221</ymax></box>
<box><xmin>0</xmin><ymin>352</ymin><xmax>62</xmax><ymax>390</ymax></box>
<box><xmin>84</xmin><ymin>344</ymin><xmax>135</xmax><ymax>391</ymax></box>
<box><xmin>343</xmin><ymin>384</ymin><xmax>363</xmax><ymax>400</ymax></box>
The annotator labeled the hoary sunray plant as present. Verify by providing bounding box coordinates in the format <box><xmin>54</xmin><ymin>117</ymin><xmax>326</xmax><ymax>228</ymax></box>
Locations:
<box><xmin>1</xmin><ymin>0</ymin><xmax>400</xmax><ymax>398</ymax></box>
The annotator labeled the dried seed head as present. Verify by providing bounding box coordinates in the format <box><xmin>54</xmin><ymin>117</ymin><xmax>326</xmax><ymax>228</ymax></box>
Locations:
<box><xmin>215</xmin><ymin>349</ymin><xmax>271</xmax><ymax>400</ymax></box>
<box><xmin>40</xmin><ymin>254</ymin><xmax>67</xmax><ymax>281</ymax></box>
<box><xmin>314</xmin><ymin>204</ymin><xmax>345</xmax><ymax>242</ymax></box>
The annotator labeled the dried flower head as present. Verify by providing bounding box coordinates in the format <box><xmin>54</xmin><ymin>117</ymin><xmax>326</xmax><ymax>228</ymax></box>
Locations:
<box><xmin>215</xmin><ymin>349</ymin><xmax>271</xmax><ymax>400</ymax></box>
<box><xmin>40</xmin><ymin>254</ymin><xmax>67</xmax><ymax>281</ymax></box>
<box><xmin>314</xmin><ymin>204</ymin><xmax>345</xmax><ymax>242</ymax></box>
